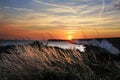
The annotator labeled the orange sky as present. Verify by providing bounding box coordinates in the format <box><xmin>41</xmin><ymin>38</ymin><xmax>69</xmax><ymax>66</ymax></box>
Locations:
<box><xmin>0</xmin><ymin>0</ymin><xmax>120</xmax><ymax>40</ymax></box>
<box><xmin>0</xmin><ymin>23</ymin><xmax>119</xmax><ymax>40</ymax></box>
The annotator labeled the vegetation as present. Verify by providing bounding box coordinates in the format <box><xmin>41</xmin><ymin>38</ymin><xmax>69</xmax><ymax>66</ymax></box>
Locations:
<box><xmin>0</xmin><ymin>41</ymin><xmax>120</xmax><ymax>80</ymax></box>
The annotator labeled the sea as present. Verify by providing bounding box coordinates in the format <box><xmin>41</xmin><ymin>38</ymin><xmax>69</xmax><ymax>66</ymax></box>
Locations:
<box><xmin>0</xmin><ymin>40</ymin><xmax>85</xmax><ymax>52</ymax></box>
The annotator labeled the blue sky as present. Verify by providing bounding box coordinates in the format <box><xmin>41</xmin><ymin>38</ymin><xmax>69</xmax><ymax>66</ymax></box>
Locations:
<box><xmin>0</xmin><ymin>0</ymin><xmax>120</xmax><ymax>39</ymax></box>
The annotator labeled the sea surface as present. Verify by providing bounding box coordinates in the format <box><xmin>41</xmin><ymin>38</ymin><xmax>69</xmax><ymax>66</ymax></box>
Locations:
<box><xmin>0</xmin><ymin>40</ymin><xmax>85</xmax><ymax>52</ymax></box>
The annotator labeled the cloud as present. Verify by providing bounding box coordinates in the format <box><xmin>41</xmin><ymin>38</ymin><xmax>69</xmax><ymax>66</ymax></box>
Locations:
<box><xmin>105</xmin><ymin>0</ymin><xmax>120</xmax><ymax>11</ymax></box>
<box><xmin>114</xmin><ymin>0</ymin><xmax>120</xmax><ymax>10</ymax></box>
<box><xmin>3</xmin><ymin>6</ymin><xmax>33</xmax><ymax>12</ymax></box>
<box><xmin>47</xmin><ymin>8</ymin><xmax>74</xmax><ymax>13</ymax></box>
<box><xmin>79</xmin><ymin>6</ymin><xmax>100</xmax><ymax>15</ymax></box>
<box><xmin>32</xmin><ymin>0</ymin><xmax>102</xmax><ymax>12</ymax></box>
<box><xmin>46</xmin><ymin>5</ymin><xmax>88</xmax><ymax>14</ymax></box>
<box><xmin>0</xmin><ymin>0</ymin><xmax>120</xmax><ymax>31</ymax></box>
<box><xmin>1</xmin><ymin>10</ymin><xmax>118</xmax><ymax>31</ymax></box>
<box><xmin>32</xmin><ymin>0</ymin><xmax>72</xmax><ymax>9</ymax></box>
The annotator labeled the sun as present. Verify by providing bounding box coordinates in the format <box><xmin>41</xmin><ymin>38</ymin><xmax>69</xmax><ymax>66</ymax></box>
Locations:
<box><xmin>68</xmin><ymin>35</ymin><xmax>72</xmax><ymax>40</ymax></box>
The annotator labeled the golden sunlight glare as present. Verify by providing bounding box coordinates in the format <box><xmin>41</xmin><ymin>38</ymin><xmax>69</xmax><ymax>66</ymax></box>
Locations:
<box><xmin>68</xmin><ymin>35</ymin><xmax>72</xmax><ymax>40</ymax></box>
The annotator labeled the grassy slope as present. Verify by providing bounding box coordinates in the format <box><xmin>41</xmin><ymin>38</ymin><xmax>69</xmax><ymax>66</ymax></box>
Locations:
<box><xmin>0</xmin><ymin>41</ymin><xmax>120</xmax><ymax>80</ymax></box>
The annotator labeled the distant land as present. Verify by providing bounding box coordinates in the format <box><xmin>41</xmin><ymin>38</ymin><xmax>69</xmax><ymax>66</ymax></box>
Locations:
<box><xmin>48</xmin><ymin>39</ymin><xmax>69</xmax><ymax>42</ymax></box>
<box><xmin>48</xmin><ymin>37</ymin><xmax>120</xmax><ymax>50</ymax></box>
<box><xmin>48</xmin><ymin>37</ymin><xmax>120</xmax><ymax>42</ymax></box>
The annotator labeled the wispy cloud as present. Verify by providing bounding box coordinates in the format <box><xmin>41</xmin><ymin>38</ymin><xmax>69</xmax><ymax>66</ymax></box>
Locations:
<box><xmin>0</xmin><ymin>0</ymin><xmax>120</xmax><ymax>39</ymax></box>
<box><xmin>3</xmin><ymin>6</ymin><xmax>33</xmax><ymax>12</ymax></box>
<box><xmin>46</xmin><ymin>5</ymin><xmax>88</xmax><ymax>14</ymax></box>
<box><xmin>47</xmin><ymin>8</ymin><xmax>74</xmax><ymax>13</ymax></box>
<box><xmin>114</xmin><ymin>0</ymin><xmax>120</xmax><ymax>10</ymax></box>
<box><xmin>32</xmin><ymin>0</ymin><xmax>72</xmax><ymax>9</ymax></box>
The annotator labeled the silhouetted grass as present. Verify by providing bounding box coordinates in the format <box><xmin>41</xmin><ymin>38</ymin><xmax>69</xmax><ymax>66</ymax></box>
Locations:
<box><xmin>0</xmin><ymin>41</ymin><xmax>120</xmax><ymax>80</ymax></box>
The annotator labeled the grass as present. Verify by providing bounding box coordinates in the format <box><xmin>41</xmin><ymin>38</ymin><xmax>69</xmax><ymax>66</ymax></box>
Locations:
<box><xmin>0</xmin><ymin>41</ymin><xmax>120</xmax><ymax>80</ymax></box>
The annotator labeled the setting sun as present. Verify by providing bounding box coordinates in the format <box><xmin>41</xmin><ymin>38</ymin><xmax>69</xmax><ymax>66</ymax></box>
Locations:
<box><xmin>68</xmin><ymin>35</ymin><xmax>72</xmax><ymax>40</ymax></box>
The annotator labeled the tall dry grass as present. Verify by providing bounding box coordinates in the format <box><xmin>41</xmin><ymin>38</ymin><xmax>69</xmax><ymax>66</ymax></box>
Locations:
<box><xmin>0</xmin><ymin>42</ymin><xmax>120</xmax><ymax>80</ymax></box>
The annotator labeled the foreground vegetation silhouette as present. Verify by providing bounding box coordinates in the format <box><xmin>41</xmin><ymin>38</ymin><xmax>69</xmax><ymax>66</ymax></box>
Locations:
<box><xmin>0</xmin><ymin>41</ymin><xmax>120</xmax><ymax>80</ymax></box>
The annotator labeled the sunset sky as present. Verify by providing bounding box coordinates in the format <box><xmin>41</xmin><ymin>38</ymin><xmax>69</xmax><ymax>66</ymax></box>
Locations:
<box><xmin>0</xmin><ymin>0</ymin><xmax>120</xmax><ymax>40</ymax></box>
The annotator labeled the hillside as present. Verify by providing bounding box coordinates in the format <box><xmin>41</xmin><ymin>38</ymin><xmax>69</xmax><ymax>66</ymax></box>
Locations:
<box><xmin>0</xmin><ymin>41</ymin><xmax>120</xmax><ymax>80</ymax></box>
